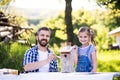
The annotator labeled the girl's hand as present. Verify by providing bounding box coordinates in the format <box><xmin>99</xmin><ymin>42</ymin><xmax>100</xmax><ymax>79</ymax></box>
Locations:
<box><xmin>91</xmin><ymin>68</ymin><xmax>97</xmax><ymax>72</ymax></box>
<box><xmin>73</xmin><ymin>45</ymin><xmax>78</xmax><ymax>50</ymax></box>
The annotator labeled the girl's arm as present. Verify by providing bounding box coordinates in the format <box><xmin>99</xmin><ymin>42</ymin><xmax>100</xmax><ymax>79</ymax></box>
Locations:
<box><xmin>73</xmin><ymin>45</ymin><xmax>78</xmax><ymax>65</ymax></box>
<box><xmin>91</xmin><ymin>50</ymin><xmax>97</xmax><ymax>72</ymax></box>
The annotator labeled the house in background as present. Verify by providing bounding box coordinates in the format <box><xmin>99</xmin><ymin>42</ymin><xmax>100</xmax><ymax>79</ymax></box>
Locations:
<box><xmin>108</xmin><ymin>27</ymin><xmax>120</xmax><ymax>50</ymax></box>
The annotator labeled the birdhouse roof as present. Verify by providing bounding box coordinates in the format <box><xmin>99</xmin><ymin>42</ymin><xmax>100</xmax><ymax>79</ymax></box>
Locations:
<box><xmin>59</xmin><ymin>46</ymin><xmax>74</xmax><ymax>53</ymax></box>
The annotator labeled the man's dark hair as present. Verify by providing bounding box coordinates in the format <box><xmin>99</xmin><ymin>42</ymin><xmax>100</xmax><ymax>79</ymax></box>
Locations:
<box><xmin>35</xmin><ymin>27</ymin><xmax>50</xmax><ymax>36</ymax></box>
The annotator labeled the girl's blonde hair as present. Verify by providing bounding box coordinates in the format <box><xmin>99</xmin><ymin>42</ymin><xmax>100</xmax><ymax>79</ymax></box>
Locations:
<box><xmin>78</xmin><ymin>26</ymin><xmax>96</xmax><ymax>46</ymax></box>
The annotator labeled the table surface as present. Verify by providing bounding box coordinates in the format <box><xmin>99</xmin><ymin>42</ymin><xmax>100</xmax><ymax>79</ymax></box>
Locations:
<box><xmin>0</xmin><ymin>72</ymin><xmax>120</xmax><ymax>80</ymax></box>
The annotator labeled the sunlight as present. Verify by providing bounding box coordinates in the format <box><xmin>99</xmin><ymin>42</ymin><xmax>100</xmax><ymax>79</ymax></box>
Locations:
<box><xmin>11</xmin><ymin>0</ymin><xmax>65</xmax><ymax>9</ymax></box>
<box><xmin>11</xmin><ymin>0</ymin><xmax>100</xmax><ymax>10</ymax></box>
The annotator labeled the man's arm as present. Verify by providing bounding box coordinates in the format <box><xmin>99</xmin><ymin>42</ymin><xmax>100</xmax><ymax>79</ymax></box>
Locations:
<box><xmin>24</xmin><ymin>54</ymin><xmax>58</xmax><ymax>71</ymax></box>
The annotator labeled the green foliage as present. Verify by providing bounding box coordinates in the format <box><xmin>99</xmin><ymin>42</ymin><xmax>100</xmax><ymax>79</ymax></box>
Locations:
<box><xmin>0</xmin><ymin>42</ymin><xmax>29</xmax><ymax>72</ymax></box>
<box><xmin>73</xmin><ymin>9</ymin><xmax>95</xmax><ymax>27</ymax></box>
<box><xmin>96</xmin><ymin>0</ymin><xmax>120</xmax><ymax>9</ymax></box>
<box><xmin>113</xmin><ymin>75</ymin><xmax>120</xmax><ymax>80</ymax></box>
<box><xmin>0</xmin><ymin>43</ymin><xmax>10</xmax><ymax>67</ymax></box>
<box><xmin>38</xmin><ymin>13</ymin><xmax>66</xmax><ymax>47</ymax></box>
<box><xmin>8</xmin><ymin>42</ymin><xmax>29</xmax><ymax>71</ymax></box>
<box><xmin>101</xmin><ymin>9</ymin><xmax>120</xmax><ymax>29</ymax></box>
<box><xmin>98</xmin><ymin>60</ymin><xmax>120</xmax><ymax>72</ymax></box>
<box><xmin>91</xmin><ymin>24</ymin><xmax>110</xmax><ymax>51</ymax></box>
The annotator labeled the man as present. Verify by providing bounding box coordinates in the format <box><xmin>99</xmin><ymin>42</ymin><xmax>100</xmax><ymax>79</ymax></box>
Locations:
<box><xmin>23</xmin><ymin>27</ymin><xmax>58</xmax><ymax>73</ymax></box>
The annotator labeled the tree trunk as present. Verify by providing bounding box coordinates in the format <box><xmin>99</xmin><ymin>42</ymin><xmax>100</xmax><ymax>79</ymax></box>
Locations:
<box><xmin>65</xmin><ymin>0</ymin><xmax>74</xmax><ymax>45</ymax></box>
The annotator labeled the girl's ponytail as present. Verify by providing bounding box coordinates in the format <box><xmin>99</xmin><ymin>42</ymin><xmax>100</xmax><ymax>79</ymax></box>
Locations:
<box><xmin>90</xmin><ymin>29</ymin><xmax>96</xmax><ymax>46</ymax></box>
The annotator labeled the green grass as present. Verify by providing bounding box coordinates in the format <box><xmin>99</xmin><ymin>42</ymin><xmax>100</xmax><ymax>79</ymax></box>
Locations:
<box><xmin>98</xmin><ymin>50</ymin><xmax>120</xmax><ymax>61</ymax></box>
<box><xmin>97</xmin><ymin>50</ymin><xmax>120</xmax><ymax>72</ymax></box>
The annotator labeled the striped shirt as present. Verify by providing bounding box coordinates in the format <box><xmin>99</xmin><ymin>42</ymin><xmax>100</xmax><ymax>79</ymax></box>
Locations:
<box><xmin>23</xmin><ymin>46</ymin><xmax>58</xmax><ymax>73</ymax></box>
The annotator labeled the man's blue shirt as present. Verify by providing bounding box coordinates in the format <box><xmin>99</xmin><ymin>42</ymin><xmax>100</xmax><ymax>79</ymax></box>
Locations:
<box><xmin>23</xmin><ymin>46</ymin><xmax>58</xmax><ymax>72</ymax></box>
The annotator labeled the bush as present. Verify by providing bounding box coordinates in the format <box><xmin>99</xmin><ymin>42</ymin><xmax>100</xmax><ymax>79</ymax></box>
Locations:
<box><xmin>0</xmin><ymin>42</ymin><xmax>29</xmax><ymax>72</ymax></box>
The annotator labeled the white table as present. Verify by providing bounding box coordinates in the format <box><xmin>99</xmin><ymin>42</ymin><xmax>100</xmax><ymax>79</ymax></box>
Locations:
<box><xmin>0</xmin><ymin>72</ymin><xmax>120</xmax><ymax>80</ymax></box>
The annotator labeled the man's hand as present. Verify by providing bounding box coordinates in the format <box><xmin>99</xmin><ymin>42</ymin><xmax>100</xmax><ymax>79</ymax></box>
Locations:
<box><xmin>48</xmin><ymin>54</ymin><xmax>58</xmax><ymax>61</ymax></box>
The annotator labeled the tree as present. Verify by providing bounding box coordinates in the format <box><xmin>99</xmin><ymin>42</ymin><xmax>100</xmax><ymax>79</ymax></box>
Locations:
<box><xmin>65</xmin><ymin>0</ymin><xmax>74</xmax><ymax>45</ymax></box>
<box><xmin>96</xmin><ymin>0</ymin><xmax>120</xmax><ymax>9</ymax></box>
<box><xmin>96</xmin><ymin>0</ymin><xmax>120</xmax><ymax>28</ymax></box>
<box><xmin>0</xmin><ymin>0</ymin><xmax>14</xmax><ymax>6</ymax></box>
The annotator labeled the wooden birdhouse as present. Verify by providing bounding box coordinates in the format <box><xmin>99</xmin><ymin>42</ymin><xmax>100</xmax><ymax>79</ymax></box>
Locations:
<box><xmin>59</xmin><ymin>43</ymin><xmax>74</xmax><ymax>73</ymax></box>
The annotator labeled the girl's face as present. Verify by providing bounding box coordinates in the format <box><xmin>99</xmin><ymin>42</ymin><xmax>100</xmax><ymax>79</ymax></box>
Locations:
<box><xmin>78</xmin><ymin>31</ymin><xmax>90</xmax><ymax>46</ymax></box>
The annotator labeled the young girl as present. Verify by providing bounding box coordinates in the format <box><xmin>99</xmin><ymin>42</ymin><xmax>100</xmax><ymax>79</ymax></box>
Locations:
<box><xmin>74</xmin><ymin>26</ymin><xmax>97</xmax><ymax>72</ymax></box>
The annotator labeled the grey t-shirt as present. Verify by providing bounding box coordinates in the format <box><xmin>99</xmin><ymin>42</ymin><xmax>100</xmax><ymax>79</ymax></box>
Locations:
<box><xmin>78</xmin><ymin>44</ymin><xmax>96</xmax><ymax>63</ymax></box>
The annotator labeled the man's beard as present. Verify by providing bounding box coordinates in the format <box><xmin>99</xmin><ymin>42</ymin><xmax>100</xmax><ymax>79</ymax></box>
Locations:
<box><xmin>38</xmin><ymin>39</ymin><xmax>48</xmax><ymax>47</ymax></box>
